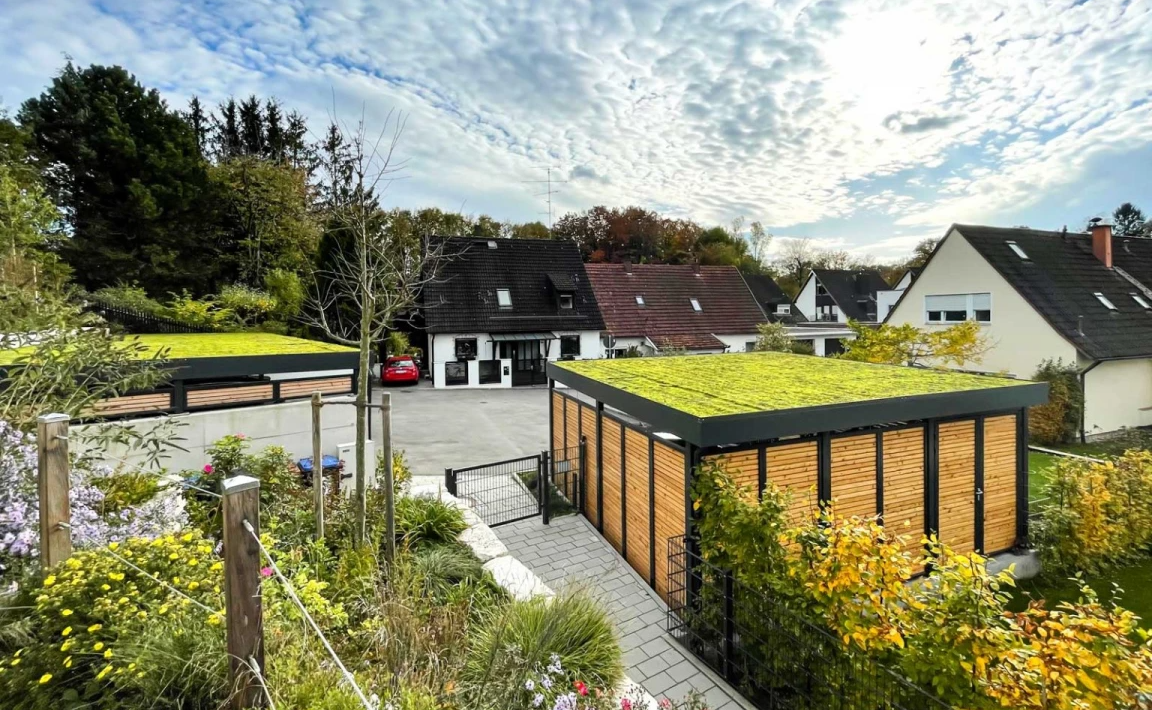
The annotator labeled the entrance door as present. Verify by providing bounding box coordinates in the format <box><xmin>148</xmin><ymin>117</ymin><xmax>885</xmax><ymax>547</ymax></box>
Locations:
<box><xmin>501</xmin><ymin>340</ymin><xmax>546</xmax><ymax>386</ymax></box>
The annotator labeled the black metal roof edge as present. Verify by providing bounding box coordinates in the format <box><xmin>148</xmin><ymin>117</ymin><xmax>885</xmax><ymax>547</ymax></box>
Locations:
<box><xmin>168</xmin><ymin>351</ymin><xmax>361</xmax><ymax>381</ymax></box>
<box><xmin>546</xmin><ymin>361</ymin><xmax>705</xmax><ymax>442</ymax></box>
<box><xmin>548</xmin><ymin>360</ymin><xmax>1047</xmax><ymax>447</ymax></box>
<box><xmin>699</xmin><ymin>381</ymin><xmax>1048</xmax><ymax>446</ymax></box>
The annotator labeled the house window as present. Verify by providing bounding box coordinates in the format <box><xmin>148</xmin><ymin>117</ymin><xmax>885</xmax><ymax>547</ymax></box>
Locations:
<box><xmin>690</xmin><ymin>298</ymin><xmax>702</xmax><ymax>312</ymax></box>
<box><xmin>444</xmin><ymin>361</ymin><xmax>467</xmax><ymax>386</ymax></box>
<box><xmin>1007</xmin><ymin>241</ymin><xmax>1029</xmax><ymax>260</ymax></box>
<box><xmin>925</xmin><ymin>293</ymin><xmax>992</xmax><ymax>323</ymax></box>
<box><xmin>635</xmin><ymin>295</ymin><xmax>645</xmax><ymax>306</ymax></box>
<box><xmin>1132</xmin><ymin>293</ymin><xmax>1151</xmax><ymax>309</ymax></box>
<box><xmin>454</xmin><ymin>337</ymin><xmax>477</xmax><ymax>360</ymax></box>
<box><xmin>496</xmin><ymin>289</ymin><xmax>512</xmax><ymax>308</ymax></box>
<box><xmin>745</xmin><ymin>341</ymin><xmax>757</xmax><ymax>352</ymax></box>
<box><xmin>478</xmin><ymin>360</ymin><xmax>501</xmax><ymax>384</ymax></box>
<box><xmin>560</xmin><ymin>335</ymin><xmax>580</xmax><ymax>359</ymax></box>
<box><xmin>559</xmin><ymin>294</ymin><xmax>574</xmax><ymax>310</ymax></box>
<box><xmin>816</xmin><ymin>282</ymin><xmax>829</xmax><ymax>297</ymax></box>
<box><xmin>775</xmin><ymin>304</ymin><xmax>791</xmax><ymax>315</ymax></box>
<box><xmin>1094</xmin><ymin>292</ymin><xmax>1117</xmax><ymax>310</ymax></box>
<box><xmin>817</xmin><ymin>305</ymin><xmax>838</xmax><ymax>322</ymax></box>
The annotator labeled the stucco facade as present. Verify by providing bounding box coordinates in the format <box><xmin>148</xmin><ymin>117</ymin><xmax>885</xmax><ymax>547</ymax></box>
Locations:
<box><xmin>1081</xmin><ymin>358</ymin><xmax>1152</xmax><ymax>437</ymax></box>
<box><xmin>430</xmin><ymin>330</ymin><xmax>601</xmax><ymax>388</ymax></box>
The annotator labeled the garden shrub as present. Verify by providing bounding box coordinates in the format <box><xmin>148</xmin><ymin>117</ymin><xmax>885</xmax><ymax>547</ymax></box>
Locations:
<box><xmin>1033</xmin><ymin>450</ymin><xmax>1152</xmax><ymax>576</ymax></box>
<box><xmin>90</xmin><ymin>471</ymin><xmax>161</xmax><ymax>515</ymax></box>
<box><xmin>162</xmin><ymin>292</ymin><xmax>235</xmax><ymax>329</ymax></box>
<box><xmin>463</xmin><ymin>588</ymin><xmax>623</xmax><ymax>709</ymax></box>
<box><xmin>377</xmin><ymin>448</ymin><xmax>414</xmax><ymax>493</ymax></box>
<box><xmin>90</xmin><ymin>284</ymin><xmax>165</xmax><ymax>314</ymax></box>
<box><xmin>395</xmin><ymin>495</ymin><xmax>467</xmax><ymax>547</ymax></box>
<box><xmin>263</xmin><ymin>268</ymin><xmax>305</xmax><ymax>320</ymax></box>
<box><xmin>1029</xmin><ymin>359</ymin><xmax>1083</xmax><ymax>446</ymax></box>
<box><xmin>217</xmin><ymin>283</ymin><xmax>277</xmax><ymax>325</ymax></box>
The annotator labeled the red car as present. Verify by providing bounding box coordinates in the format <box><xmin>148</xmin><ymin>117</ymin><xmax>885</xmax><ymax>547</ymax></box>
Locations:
<box><xmin>381</xmin><ymin>355</ymin><xmax>421</xmax><ymax>385</ymax></box>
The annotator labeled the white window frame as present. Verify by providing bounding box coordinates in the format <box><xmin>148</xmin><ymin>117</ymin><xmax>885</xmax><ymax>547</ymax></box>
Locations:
<box><xmin>559</xmin><ymin>294</ymin><xmax>574</xmax><ymax>310</ymax></box>
<box><xmin>496</xmin><ymin>289</ymin><xmax>512</xmax><ymax>308</ymax></box>
<box><xmin>689</xmin><ymin>298</ymin><xmax>702</xmax><ymax>312</ymax></box>
<box><xmin>1006</xmin><ymin>241</ymin><xmax>1029</xmax><ymax>260</ymax></box>
<box><xmin>775</xmin><ymin>303</ymin><xmax>791</xmax><ymax>315</ymax></box>
<box><xmin>924</xmin><ymin>293</ymin><xmax>992</xmax><ymax>324</ymax></box>
<box><xmin>1094</xmin><ymin>292</ymin><xmax>1117</xmax><ymax>310</ymax></box>
<box><xmin>1131</xmin><ymin>293</ymin><xmax>1150</xmax><ymax>310</ymax></box>
<box><xmin>635</xmin><ymin>295</ymin><xmax>646</xmax><ymax>306</ymax></box>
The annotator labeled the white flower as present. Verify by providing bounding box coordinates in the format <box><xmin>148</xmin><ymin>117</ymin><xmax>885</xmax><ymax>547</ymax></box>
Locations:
<box><xmin>533</xmin><ymin>693</ymin><xmax>545</xmax><ymax>707</ymax></box>
<box><xmin>525</xmin><ymin>679</ymin><xmax>535</xmax><ymax>691</ymax></box>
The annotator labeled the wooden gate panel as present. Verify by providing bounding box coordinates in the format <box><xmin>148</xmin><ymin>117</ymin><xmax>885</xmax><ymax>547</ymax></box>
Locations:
<box><xmin>581</xmin><ymin>405</ymin><xmax>600</xmax><ymax>527</ymax></box>
<box><xmin>938</xmin><ymin>420</ymin><xmax>976</xmax><ymax>555</ymax></box>
<box><xmin>831</xmin><ymin>434</ymin><xmax>877</xmax><ymax>519</ymax></box>
<box><xmin>652</xmin><ymin>442</ymin><xmax>686</xmax><ymax>601</ymax></box>
<box><xmin>624</xmin><ymin>429</ymin><xmax>652</xmax><ymax>583</ymax></box>
<box><xmin>601</xmin><ymin>421</ymin><xmax>624</xmax><ymax>552</ymax></box>
<box><xmin>983</xmin><ymin>415</ymin><xmax>1018</xmax><ymax>553</ymax></box>
<box><xmin>882</xmin><ymin>427</ymin><xmax>926</xmax><ymax>559</ymax></box>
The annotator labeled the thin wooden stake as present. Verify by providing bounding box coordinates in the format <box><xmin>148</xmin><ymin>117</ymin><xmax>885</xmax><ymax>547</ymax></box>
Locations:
<box><xmin>381</xmin><ymin>392</ymin><xmax>395</xmax><ymax>561</ymax></box>
<box><xmin>37</xmin><ymin>413</ymin><xmax>71</xmax><ymax>571</ymax></box>
<box><xmin>223</xmin><ymin>475</ymin><xmax>264</xmax><ymax>709</ymax></box>
<box><xmin>311</xmin><ymin>392</ymin><xmax>324</xmax><ymax>540</ymax></box>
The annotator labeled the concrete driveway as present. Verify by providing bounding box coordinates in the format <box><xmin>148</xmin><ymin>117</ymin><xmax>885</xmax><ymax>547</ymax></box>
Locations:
<box><xmin>378</xmin><ymin>383</ymin><xmax>550</xmax><ymax>478</ymax></box>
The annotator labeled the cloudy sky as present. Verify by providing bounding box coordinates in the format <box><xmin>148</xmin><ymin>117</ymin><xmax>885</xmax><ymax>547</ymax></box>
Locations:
<box><xmin>2</xmin><ymin>0</ymin><xmax>1151</xmax><ymax>260</ymax></box>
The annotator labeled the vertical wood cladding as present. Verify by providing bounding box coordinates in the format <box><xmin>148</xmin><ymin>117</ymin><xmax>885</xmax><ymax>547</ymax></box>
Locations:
<box><xmin>830</xmin><ymin>434</ymin><xmax>878</xmax><ymax>519</ymax></box>
<box><xmin>882</xmin><ymin>427</ymin><xmax>926</xmax><ymax>558</ymax></box>
<box><xmin>551</xmin><ymin>392</ymin><xmax>564</xmax><ymax>453</ymax></box>
<box><xmin>601</xmin><ymin>420</ymin><xmax>624</xmax><ymax>552</ymax></box>
<box><xmin>652</xmin><ymin>441</ymin><xmax>686</xmax><ymax>601</ymax></box>
<box><xmin>624</xmin><ymin>428</ymin><xmax>652</xmax><ymax>583</ymax></box>
<box><xmin>580</xmin><ymin>404</ymin><xmax>600</xmax><ymax>528</ymax></box>
<box><xmin>766</xmin><ymin>441</ymin><xmax>819</xmax><ymax>525</ymax></box>
<box><xmin>938</xmin><ymin>420</ymin><xmax>976</xmax><ymax>555</ymax></box>
<box><xmin>701</xmin><ymin>449</ymin><xmax>759</xmax><ymax>503</ymax></box>
<box><xmin>565</xmin><ymin>398</ymin><xmax>580</xmax><ymax>452</ymax></box>
<box><xmin>983</xmin><ymin>415</ymin><xmax>1019</xmax><ymax>553</ymax></box>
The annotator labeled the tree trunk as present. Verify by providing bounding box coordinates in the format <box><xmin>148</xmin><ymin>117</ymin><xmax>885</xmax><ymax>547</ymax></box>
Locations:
<box><xmin>354</xmin><ymin>297</ymin><xmax>372</xmax><ymax>547</ymax></box>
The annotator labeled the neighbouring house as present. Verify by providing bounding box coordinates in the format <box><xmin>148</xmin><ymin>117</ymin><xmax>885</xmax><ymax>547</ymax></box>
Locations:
<box><xmin>876</xmin><ymin>266</ymin><xmax>921</xmax><ymax>322</ymax></box>
<box><xmin>547</xmin><ymin>352</ymin><xmax>1046</xmax><ymax>602</ymax></box>
<box><xmin>741</xmin><ymin>273</ymin><xmax>797</xmax><ymax>322</ymax></box>
<box><xmin>584</xmin><ymin>262</ymin><xmax>765</xmax><ymax>356</ymax></box>
<box><xmin>885</xmin><ymin>223</ymin><xmax>1152</xmax><ymax>438</ymax></box>
<box><xmin>421</xmin><ymin>236</ymin><xmax>605</xmax><ymax>388</ymax></box>
<box><xmin>795</xmin><ymin>268</ymin><xmax>889</xmax><ymax>324</ymax></box>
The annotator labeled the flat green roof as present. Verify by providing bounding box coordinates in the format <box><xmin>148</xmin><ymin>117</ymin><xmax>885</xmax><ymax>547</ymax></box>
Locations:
<box><xmin>0</xmin><ymin>333</ymin><xmax>355</xmax><ymax>365</ymax></box>
<box><xmin>550</xmin><ymin>352</ymin><xmax>1048</xmax><ymax>446</ymax></box>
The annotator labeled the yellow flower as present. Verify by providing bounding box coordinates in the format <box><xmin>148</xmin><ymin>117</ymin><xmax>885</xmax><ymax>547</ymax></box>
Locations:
<box><xmin>187</xmin><ymin>558</ymin><xmax>199</xmax><ymax>567</ymax></box>
<box><xmin>63</xmin><ymin>656</ymin><xmax>72</xmax><ymax>668</ymax></box>
<box><xmin>64</xmin><ymin>558</ymin><xmax>81</xmax><ymax>569</ymax></box>
<box><xmin>60</xmin><ymin>640</ymin><xmax>73</xmax><ymax>652</ymax></box>
<box><xmin>209</xmin><ymin>562</ymin><xmax>223</xmax><ymax>572</ymax></box>
<box><xmin>168</xmin><ymin>553</ymin><xmax>179</xmax><ymax>560</ymax></box>
<box><xmin>43</xmin><ymin>575</ymin><xmax>56</xmax><ymax>587</ymax></box>
<box><xmin>207</xmin><ymin>614</ymin><xmax>223</xmax><ymax>627</ymax></box>
<box><xmin>61</xmin><ymin>627</ymin><xmax>72</xmax><ymax>637</ymax></box>
<box><xmin>93</xmin><ymin>642</ymin><xmax>104</xmax><ymax>652</ymax></box>
<box><xmin>108</xmin><ymin>542</ymin><xmax>119</xmax><ymax>551</ymax></box>
<box><xmin>60</xmin><ymin>609</ymin><xmax>72</xmax><ymax>617</ymax></box>
<box><xmin>38</xmin><ymin>673</ymin><xmax>52</xmax><ymax>685</ymax></box>
<box><xmin>181</xmin><ymin>532</ymin><xmax>194</xmax><ymax>542</ymax></box>
<box><xmin>103</xmin><ymin>649</ymin><xmax>112</xmax><ymax>659</ymax></box>
<box><xmin>10</xmin><ymin>658</ymin><xmax>20</xmax><ymax>667</ymax></box>
<box><xmin>96</xmin><ymin>664</ymin><xmax>112</xmax><ymax>681</ymax></box>
<box><xmin>188</xmin><ymin>581</ymin><xmax>200</xmax><ymax>591</ymax></box>
<box><xmin>87</xmin><ymin>624</ymin><xmax>102</xmax><ymax>633</ymax></box>
<box><xmin>117</xmin><ymin>597</ymin><xmax>129</xmax><ymax>605</ymax></box>
<box><xmin>108</xmin><ymin>572</ymin><xmax>124</xmax><ymax>582</ymax></box>
<box><xmin>101</xmin><ymin>584</ymin><xmax>111</xmax><ymax>592</ymax></box>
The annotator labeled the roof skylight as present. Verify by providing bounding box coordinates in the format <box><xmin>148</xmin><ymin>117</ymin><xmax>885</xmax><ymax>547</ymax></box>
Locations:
<box><xmin>1133</xmin><ymin>293</ymin><xmax>1151</xmax><ymax>310</ymax></box>
<box><xmin>1006</xmin><ymin>241</ymin><xmax>1029</xmax><ymax>260</ymax></box>
<box><xmin>635</xmin><ymin>295</ymin><xmax>645</xmax><ymax>306</ymax></box>
<box><xmin>690</xmin><ymin>298</ymin><xmax>702</xmax><ymax>312</ymax></box>
<box><xmin>1094</xmin><ymin>292</ymin><xmax>1117</xmax><ymax>310</ymax></box>
<box><xmin>496</xmin><ymin>288</ymin><xmax>512</xmax><ymax>308</ymax></box>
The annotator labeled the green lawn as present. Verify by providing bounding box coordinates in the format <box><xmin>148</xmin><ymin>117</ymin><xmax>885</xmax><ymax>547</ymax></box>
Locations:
<box><xmin>1007</xmin><ymin>557</ymin><xmax>1152</xmax><ymax>629</ymax></box>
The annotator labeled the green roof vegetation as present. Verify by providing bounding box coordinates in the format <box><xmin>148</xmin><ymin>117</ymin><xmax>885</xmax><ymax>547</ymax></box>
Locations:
<box><xmin>555</xmin><ymin>352</ymin><xmax>1033</xmax><ymax>418</ymax></box>
<box><xmin>0</xmin><ymin>333</ymin><xmax>355</xmax><ymax>365</ymax></box>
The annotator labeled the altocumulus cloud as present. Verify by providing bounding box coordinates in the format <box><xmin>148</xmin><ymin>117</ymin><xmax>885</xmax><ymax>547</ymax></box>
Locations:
<box><xmin>1</xmin><ymin>0</ymin><xmax>1151</xmax><ymax>252</ymax></box>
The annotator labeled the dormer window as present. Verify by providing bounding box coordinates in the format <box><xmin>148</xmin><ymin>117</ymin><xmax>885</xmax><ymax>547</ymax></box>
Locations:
<box><xmin>1132</xmin><ymin>293</ymin><xmax>1150</xmax><ymax>310</ymax></box>
<box><xmin>690</xmin><ymin>298</ymin><xmax>702</xmax><ymax>312</ymax></box>
<box><xmin>496</xmin><ymin>289</ymin><xmax>512</xmax><ymax>308</ymax></box>
<box><xmin>559</xmin><ymin>294</ymin><xmax>574</xmax><ymax>310</ymax></box>
<box><xmin>635</xmin><ymin>295</ymin><xmax>646</xmax><ymax>306</ymax></box>
<box><xmin>1007</xmin><ymin>241</ymin><xmax>1029</xmax><ymax>260</ymax></box>
<box><xmin>1093</xmin><ymin>292</ymin><xmax>1116</xmax><ymax>310</ymax></box>
<box><xmin>487</xmin><ymin>240</ymin><xmax>497</xmax><ymax>249</ymax></box>
<box><xmin>816</xmin><ymin>282</ymin><xmax>829</xmax><ymax>297</ymax></box>
<box><xmin>775</xmin><ymin>304</ymin><xmax>791</xmax><ymax>315</ymax></box>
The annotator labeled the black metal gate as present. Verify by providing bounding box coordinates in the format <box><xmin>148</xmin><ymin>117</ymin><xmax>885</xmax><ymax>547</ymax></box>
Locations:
<box><xmin>444</xmin><ymin>439</ymin><xmax>585</xmax><ymax>527</ymax></box>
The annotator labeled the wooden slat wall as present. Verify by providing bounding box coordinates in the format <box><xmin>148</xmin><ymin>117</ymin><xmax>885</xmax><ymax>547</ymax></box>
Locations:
<box><xmin>279</xmin><ymin>376</ymin><xmax>352</xmax><ymax>399</ymax></box>
<box><xmin>90</xmin><ymin>392</ymin><xmax>172</xmax><ymax>416</ymax></box>
<box><xmin>652</xmin><ymin>442</ymin><xmax>685</xmax><ymax>601</ymax></box>
<box><xmin>581</xmin><ymin>404</ymin><xmax>600</xmax><ymax>528</ymax></box>
<box><xmin>187</xmin><ymin>384</ymin><xmax>273</xmax><ymax>408</ymax></box>
<box><xmin>565</xmin><ymin>398</ymin><xmax>580</xmax><ymax>452</ymax></box>
<box><xmin>702</xmin><ymin>449</ymin><xmax>759</xmax><ymax>503</ymax></box>
<box><xmin>984</xmin><ymin>415</ymin><xmax>1018</xmax><ymax>553</ymax></box>
<box><xmin>766</xmin><ymin>441</ymin><xmax>819</xmax><ymax>525</ymax></box>
<box><xmin>551</xmin><ymin>392</ymin><xmax>564</xmax><ymax>453</ymax></box>
<box><xmin>882</xmin><ymin>427</ymin><xmax>925</xmax><ymax>558</ymax></box>
<box><xmin>831</xmin><ymin>434</ymin><xmax>877</xmax><ymax>519</ymax></box>
<box><xmin>938</xmin><ymin>420</ymin><xmax>976</xmax><ymax>554</ymax></box>
<box><xmin>601</xmin><ymin>420</ymin><xmax>624</xmax><ymax>551</ymax></box>
<box><xmin>624</xmin><ymin>429</ymin><xmax>652</xmax><ymax>583</ymax></box>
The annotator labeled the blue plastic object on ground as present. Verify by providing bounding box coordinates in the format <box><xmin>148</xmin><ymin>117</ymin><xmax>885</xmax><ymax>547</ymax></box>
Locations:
<box><xmin>298</xmin><ymin>455</ymin><xmax>342</xmax><ymax>473</ymax></box>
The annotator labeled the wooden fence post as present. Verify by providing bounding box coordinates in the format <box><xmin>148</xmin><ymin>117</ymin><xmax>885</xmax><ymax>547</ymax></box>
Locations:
<box><xmin>380</xmin><ymin>392</ymin><xmax>396</xmax><ymax>562</ymax></box>
<box><xmin>37</xmin><ymin>413</ymin><xmax>71</xmax><ymax>571</ymax></box>
<box><xmin>311</xmin><ymin>392</ymin><xmax>324</xmax><ymax>540</ymax></box>
<box><xmin>222</xmin><ymin>475</ymin><xmax>264</xmax><ymax>709</ymax></box>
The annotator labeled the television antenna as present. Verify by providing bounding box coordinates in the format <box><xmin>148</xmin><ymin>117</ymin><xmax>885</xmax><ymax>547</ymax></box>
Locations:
<box><xmin>522</xmin><ymin>167</ymin><xmax>568</xmax><ymax>230</ymax></box>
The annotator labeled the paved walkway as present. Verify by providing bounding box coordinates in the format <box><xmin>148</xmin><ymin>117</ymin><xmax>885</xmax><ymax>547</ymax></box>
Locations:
<box><xmin>496</xmin><ymin>515</ymin><xmax>749</xmax><ymax>710</ymax></box>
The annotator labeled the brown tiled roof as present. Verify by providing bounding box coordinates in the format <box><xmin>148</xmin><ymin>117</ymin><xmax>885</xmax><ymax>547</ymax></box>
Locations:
<box><xmin>650</xmin><ymin>333</ymin><xmax>728</xmax><ymax>350</ymax></box>
<box><xmin>585</xmin><ymin>263</ymin><xmax>765</xmax><ymax>345</ymax></box>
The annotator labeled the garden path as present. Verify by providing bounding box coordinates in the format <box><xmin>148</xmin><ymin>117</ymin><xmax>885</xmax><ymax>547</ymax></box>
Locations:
<box><xmin>495</xmin><ymin>515</ymin><xmax>750</xmax><ymax>710</ymax></box>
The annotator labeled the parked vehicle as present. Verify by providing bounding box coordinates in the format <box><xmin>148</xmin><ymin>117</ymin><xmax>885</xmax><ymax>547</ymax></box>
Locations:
<box><xmin>381</xmin><ymin>355</ymin><xmax>421</xmax><ymax>385</ymax></box>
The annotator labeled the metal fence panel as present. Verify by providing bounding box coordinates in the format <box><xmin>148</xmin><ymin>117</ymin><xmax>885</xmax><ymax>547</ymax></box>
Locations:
<box><xmin>449</xmin><ymin>454</ymin><xmax>541</xmax><ymax>527</ymax></box>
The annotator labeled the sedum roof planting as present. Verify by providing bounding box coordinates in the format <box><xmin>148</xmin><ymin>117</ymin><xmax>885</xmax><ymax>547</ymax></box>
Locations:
<box><xmin>0</xmin><ymin>333</ymin><xmax>355</xmax><ymax>365</ymax></box>
<box><xmin>554</xmin><ymin>352</ymin><xmax>1033</xmax><ymax>418</ymax></box>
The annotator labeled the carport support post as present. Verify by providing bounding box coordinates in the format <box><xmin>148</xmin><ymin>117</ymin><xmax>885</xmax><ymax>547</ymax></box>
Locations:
<box><xmin>311</xmin><ymin>392</ymin><xmax>324</xmax><ymax>541</ymax></box>
<box><xmin>444</xmin><ymin>468</ymin><xmax>456</xmax><ymax>496</ymax></box>
<box><xmin>1016</xmin><ymin>407</ymin><xmax>1029</xmax><ymax>548</ymax></box>
<box><xmin>540</xmin><ymin>450</ymin><xmax>552</xmax><ymax>525</ymax></box>
<box><xmin>381</xmin><ymin>392</ymin><xmax>396</xmax><ymax>562</ymax></box>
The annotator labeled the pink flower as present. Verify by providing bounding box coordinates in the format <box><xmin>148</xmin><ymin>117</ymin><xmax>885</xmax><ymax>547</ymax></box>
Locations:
<box><xmin>658</xmin><ymin>700</ymin><xmax>673</xmax><ymax>710</ymax></box>
<box><xmin>236</xmin><ymin>433</ymin><xmax>246</xmax><ymax>440</ymax></box>
<box><xmin>575</xmin><ymin>681</ymin><xmax>588</xmax><ymax>697</ymax></box>
<box><xmin>621</xmin><ymin>699</ymin><xmax>632</xmax><ymax>710</ymax></box>
<box><xmin>260</xmin><ymin>567</ymin><xmax>273</xmax><ymax>577</ymax></box>
<box><xmin>203</xmin><ymin>464</ymin><xmax>213</xmax><ymax>474</ymax></box>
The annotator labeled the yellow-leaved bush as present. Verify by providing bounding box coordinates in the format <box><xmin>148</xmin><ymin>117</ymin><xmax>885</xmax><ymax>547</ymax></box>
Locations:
<box><xmin>692</xmin><ymin>458</ymin><xmax>1152</xmax><ymax>709</ymax></box>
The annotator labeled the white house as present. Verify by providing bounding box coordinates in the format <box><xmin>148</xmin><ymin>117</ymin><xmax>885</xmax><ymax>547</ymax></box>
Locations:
<box><xmin>421</xmin><ymin>237</ymin><xmax>605</xmax><ymax>388</ymax></box>
<box><xmin>886</xmin><ymin>223</ymin><xmax>1152</xmax><ymax>438</ymax></box>
<box><xmin>795</xmin><ymin>269</ymin><xmax>890</xmax><ymax>323</ymax></box>
<box><xmin>876</xmin><ymin>267</ymin><xmax>921</xmax><ymax>322</ymax></box>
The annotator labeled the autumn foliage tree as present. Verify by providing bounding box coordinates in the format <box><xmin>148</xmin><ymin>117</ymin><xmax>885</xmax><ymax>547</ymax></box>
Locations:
<box><xmin>838</xmin><ymin>320</ymin><xmax>990</xmax><ymax>368</ymax></box>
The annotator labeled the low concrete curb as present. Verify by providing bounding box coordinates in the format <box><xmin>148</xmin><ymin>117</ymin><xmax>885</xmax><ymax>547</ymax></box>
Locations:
<box><xmin>406</xmin><ymin>483</ymin><xmax>658</xmax><ymax>710</ymax></box>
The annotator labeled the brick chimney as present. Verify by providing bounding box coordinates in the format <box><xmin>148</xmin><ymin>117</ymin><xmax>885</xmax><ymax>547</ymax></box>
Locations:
<box><xmin>623</xmin><ymin>259</ymin><xmax>632</xmax><ymax>274</ymax></box>
<box><xmin>1091</xmin><ymin>221</ymin><xmax>1113</xmax><ymax>268</ymax></box>
<box><xmin>692</xmin><ymin>261</ymin><xmax>701</xmax><ymax>275</ymax></box>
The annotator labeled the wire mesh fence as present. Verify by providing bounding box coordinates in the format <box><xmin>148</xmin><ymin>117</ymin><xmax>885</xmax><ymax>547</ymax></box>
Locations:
<box><xmin>446</xmin><ymin>454</ymin><xmax>542</xmax><ymax>526</ymax></box>
<box><xmin>666</xmin><ymin>536</ymin><xmax>951</xmax><ymax>710</ymax></box>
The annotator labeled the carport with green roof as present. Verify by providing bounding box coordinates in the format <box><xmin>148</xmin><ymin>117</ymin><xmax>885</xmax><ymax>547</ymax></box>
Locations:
<box><xmin>545</xmin><ymin>352</ymin><xmax>1048</xmax><ymax>602</ymax></box>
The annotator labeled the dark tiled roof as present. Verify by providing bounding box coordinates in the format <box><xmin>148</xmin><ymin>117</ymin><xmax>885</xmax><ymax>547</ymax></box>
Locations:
<box><xmin>422</xmin><ymin>237</ymin><xmax>604</xmax><ymax>334</ymax></box>
<box><xmin>812</xmin><ymin>269</ymin><xmax>889</xmax><ymax>322</ymax></box>
<box><xmin>585</xmin><ymin>263</ymin><xmax>765</xmax><ymax>344</ymax></box>
<box><xmin>742</xmin><ymin>273</ymin><xmax>790</xmax><ymax>305</ymax></box>
<box><xmin>957</xmin><ymin>225</ymin><xmax>1152</xmax><ymax>360</ymax></box>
